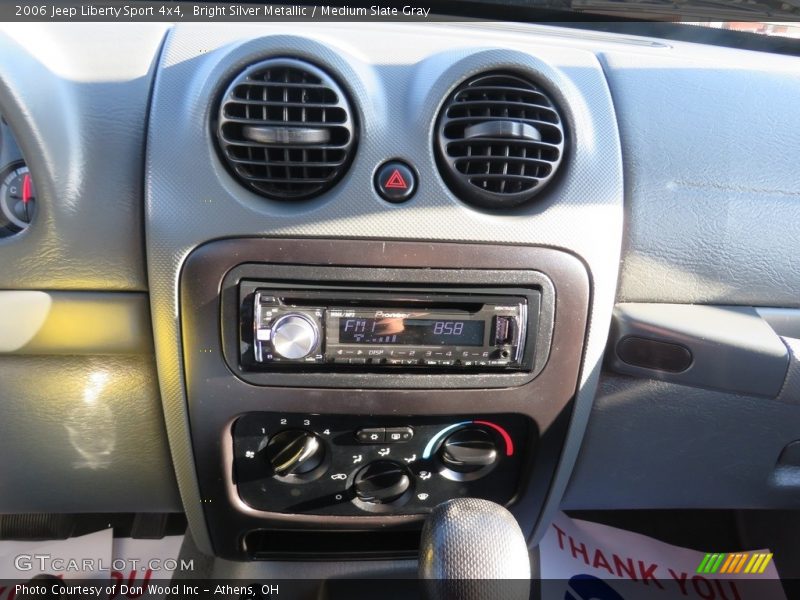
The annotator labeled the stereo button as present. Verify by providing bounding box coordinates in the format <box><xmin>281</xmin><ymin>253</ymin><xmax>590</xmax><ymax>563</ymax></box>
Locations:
<box><xmin>271</xmin><ymin>313</ymin><xmax>319</xmax><ymax>360</ymax></box>
<box><xmin>390</xmin><ymin>358</ymin><xmax>418</xmax><ymax>366</ymax></box>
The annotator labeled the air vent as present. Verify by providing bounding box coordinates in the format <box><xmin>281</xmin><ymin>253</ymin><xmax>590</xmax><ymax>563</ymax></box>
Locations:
<box><xmin>216</xmin><ymin>58</ymin><xmax>357</xmax><ymax>201</ymax></box>
<box><xmin>435</xmin><ymin>72</ymin><xmax>565</xmax><ymax>209</ymax></box>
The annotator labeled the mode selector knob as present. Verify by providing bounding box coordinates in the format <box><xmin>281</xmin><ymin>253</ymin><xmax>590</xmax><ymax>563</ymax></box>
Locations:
<box><xmin>266</xmin><ymin>430</ymin><xmax>325</xmax><ymax>476</ymax></box>
<box><xmin>440</xmin><ymin>427</ymin><xmax>498</xmax><ymax>473</ymax></box>
<box><xmin>353</xmin><ymin>460</ymin><xmax>411</xmax><ymax>504</ymax></box>
<box><xmin>271</xmin><ymin>313</ymin><xmax>319</xmax><ymax>360</ymax></box>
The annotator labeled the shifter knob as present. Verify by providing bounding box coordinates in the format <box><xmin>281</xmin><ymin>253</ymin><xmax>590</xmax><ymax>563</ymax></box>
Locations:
<box><xmin>420</xmin><ymin>498</ymin><xmax>530</xmax><ymax>600</ymax></box>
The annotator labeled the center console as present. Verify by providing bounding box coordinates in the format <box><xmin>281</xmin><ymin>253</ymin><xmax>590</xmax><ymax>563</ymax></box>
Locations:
<box><xmin>180</xmin><ymin>238</ymin><xmax>589</xmax><ymax>559</ymax></box>
<box><xmin>233</xmin><ymin>412</ymin><xmax>530</xmax><ymax>516</ymax></box>
<box><xmin>145</xmin><ymin>23</ymin><xmax>623</xmax><ymax>560</ymax></box>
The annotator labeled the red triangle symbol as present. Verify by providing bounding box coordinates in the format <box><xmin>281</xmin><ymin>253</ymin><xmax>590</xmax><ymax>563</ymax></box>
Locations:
<box><xmin>384</xmin><ymin>169</ymin><xmax>408</xmax><ymax>189</ymax></box>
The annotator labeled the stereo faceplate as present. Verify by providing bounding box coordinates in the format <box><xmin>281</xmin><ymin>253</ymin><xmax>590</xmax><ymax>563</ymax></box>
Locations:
<box><xmin>240</xmin><ymin>285</ymin><xmax>539</xmax><ymax>374</ymax></box>
<box><xmin>233</xmin><ymin>412</ymin><xmax>533</xmax><ymax>516</ymax></box>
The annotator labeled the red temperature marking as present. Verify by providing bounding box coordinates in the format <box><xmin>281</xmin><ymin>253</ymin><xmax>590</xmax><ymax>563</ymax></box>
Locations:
<box><xmin>474</xmin><ymin>420</ymin><xmax>514</xmax><ymax>456</ymax></box>
<box><xmin>22</xmin><ymin>173</ymin><xmax>32</xmax><ymax>204</ymax></box>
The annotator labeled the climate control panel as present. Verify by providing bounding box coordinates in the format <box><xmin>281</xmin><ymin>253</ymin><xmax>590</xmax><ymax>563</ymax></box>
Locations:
<box><xmin>232</xmin><ymin>412</ymin><xmax>532</xmax><ymax>516</ymax></box>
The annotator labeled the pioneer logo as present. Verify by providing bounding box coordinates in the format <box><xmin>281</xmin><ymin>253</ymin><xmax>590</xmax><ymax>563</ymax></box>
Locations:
<box><xmin>374</xmin><ymin>311</ymin><xmax>423</xmax><ymax>318</ymax></box>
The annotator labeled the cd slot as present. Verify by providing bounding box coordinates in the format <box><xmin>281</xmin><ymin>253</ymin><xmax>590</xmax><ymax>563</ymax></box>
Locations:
<box><xmin>276</xmin><ymin>292</ymin><xmax>486</xmax><ymax>312</ymax></box>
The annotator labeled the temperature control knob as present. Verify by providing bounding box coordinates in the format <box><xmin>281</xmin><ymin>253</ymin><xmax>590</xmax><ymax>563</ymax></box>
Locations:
<box><xmin>271</xmin><ymin>313</ymin><xmax>319</xmax><ymax>360</ymax></box>
<box><xmin>353</xmin><ymin>460</ymin><xmax>411</xmax><ymax>504</ymax></box>
<box><xmin>440</xmin><ymin>427</ymin><xmax>498</xmax><ymax>473</ymax></box>
<box><xmin>266</xmin><ymin>430</ymin><xmax>325</xmax><ymax>476</ymax></box>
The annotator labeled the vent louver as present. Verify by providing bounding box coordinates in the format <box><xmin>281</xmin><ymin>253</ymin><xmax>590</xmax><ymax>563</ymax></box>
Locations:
<box><xmin>216</xmin><ymin>58</ymin><xmax>357</xmax><ymax>200</ymax></box>
<box><xmin>435</xmin><ymin>72</ymin><xmax>565</xmax><ymax>209</ymax></box>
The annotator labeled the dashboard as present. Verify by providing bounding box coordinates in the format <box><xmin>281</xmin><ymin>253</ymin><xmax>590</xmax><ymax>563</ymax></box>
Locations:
<box><xmin>0</xmin><ymin>20</ymin><xmax>799</xmax><ymax>567</ymax></box>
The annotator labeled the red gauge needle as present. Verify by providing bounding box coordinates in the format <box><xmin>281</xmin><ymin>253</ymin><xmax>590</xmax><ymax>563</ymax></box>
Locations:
<box><xmin>21</xmin><ymin>173</ymin><xmax>32</xmax><ymax>204</ymax></box>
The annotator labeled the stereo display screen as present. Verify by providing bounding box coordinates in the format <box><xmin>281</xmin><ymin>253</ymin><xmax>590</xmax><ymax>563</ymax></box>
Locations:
<box><xmin>338</xmin><ymin>317</ymin><xmax>484</xmax><ymax>346</ymax></box>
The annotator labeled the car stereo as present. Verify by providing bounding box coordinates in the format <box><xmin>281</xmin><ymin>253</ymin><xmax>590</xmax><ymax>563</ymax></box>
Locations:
<box><xmin>242</xmin><ymin>288</ymin><xmax>538</xmax><ymax>372</ymax></box>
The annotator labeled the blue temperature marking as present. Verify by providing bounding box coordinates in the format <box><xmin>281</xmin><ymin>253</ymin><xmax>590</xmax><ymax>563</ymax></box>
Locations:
<box><xmin>422</xmin><ymin>421</ymin><xmax>472</xmax><ymax>458</ymax></box>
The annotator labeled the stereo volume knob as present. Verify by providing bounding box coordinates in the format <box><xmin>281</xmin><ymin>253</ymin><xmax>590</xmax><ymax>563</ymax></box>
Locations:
<box><xmin>266</xmin><ymin>430</ymin><xmax>325</xmax><ymax>476</ymax></box>
<box><xmin>271</xmin><ymin>313</ymin><xmax>319</xmax><ymax>360</ymax></box>
<box><xmin>353</xmin><ymin>460</ymin><xmax>411</xmax><ymax>504</ymax></box>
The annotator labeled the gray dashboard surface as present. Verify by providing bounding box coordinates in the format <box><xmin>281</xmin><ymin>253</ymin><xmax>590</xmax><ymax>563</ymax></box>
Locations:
<box><xmin>564</xmin><ymin>41</ymin><xmax>800</xmax><ymax>511</ymax></box>
<box><xmin>563</xmin><ymin>369</ymin><xmax>800</xmax><ymax>510</ymax></box>
<box><xmin>601</xmin><ymin>45</ymin><xmax>800</xmax><ymax>307</ymax></box>
<box><xmin>0</xmin><ymin>291</ymin><xmax>153</xmax><ymax>355</ymax></box>
<box><xmin>145</xmin><ymin>22</ymin><xmax>624</xmax><ymax>552</ymax></box>
<box><xmin>0</xmin><ymin>24</ymin><xmax>181</xmax><ymax>513</ymax></box>
<box><xmin>0</xmin><ymin>354</ymin><xmax>180</xmax><ymax>513</ymax></box>
<box><xmin>609</xmin><ymin>303</ymin><xmax>789</xmax><ymax>397</ymax></box>
<box><xmin>0</xmin><ymin>23</ymin><xmax>167</xmax><ymax>291</ymax></box>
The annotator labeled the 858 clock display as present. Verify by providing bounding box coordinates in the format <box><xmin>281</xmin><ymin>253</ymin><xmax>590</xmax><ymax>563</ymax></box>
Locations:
<box><xmin>339</xmin><ymin>317</ymin><xmax>485</xmax><ymax>346</ymax></box>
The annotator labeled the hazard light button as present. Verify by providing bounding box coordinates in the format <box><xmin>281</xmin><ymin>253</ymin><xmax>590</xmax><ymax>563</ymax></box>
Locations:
<box><xmin>375</xmin><ymin>161</ymin><xmax>417</xmax><ymax>203</ymax></box>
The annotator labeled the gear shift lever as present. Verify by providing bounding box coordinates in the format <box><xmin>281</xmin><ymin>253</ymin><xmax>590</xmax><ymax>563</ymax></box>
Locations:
<box><xmin>419</xmin><ymin>498</ymin><xmax>531</xmax><ymax>600</ymax></box>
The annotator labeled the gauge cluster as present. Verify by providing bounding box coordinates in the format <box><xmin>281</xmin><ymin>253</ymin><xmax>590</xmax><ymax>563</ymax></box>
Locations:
<box><xmin>0</xmin><ymin>116</ymin><xmax>35</xmax><ymax>236</ymax></box>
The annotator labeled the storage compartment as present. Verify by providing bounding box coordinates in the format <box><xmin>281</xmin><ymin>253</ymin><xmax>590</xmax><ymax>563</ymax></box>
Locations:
<box><xmin>244</xmin><ymin>528</ymin><xmax>421</xmax><ymax>560</ymax></box>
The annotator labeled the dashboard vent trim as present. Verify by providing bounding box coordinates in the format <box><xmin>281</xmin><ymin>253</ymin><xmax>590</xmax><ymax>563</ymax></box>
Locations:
<box><xmin>216</xmin><ymin>58</ymin><xmax>357</xmax><ymax>201</ymax></box>
<box><xmin>435</xmin><ymin>72</ymin><xmax>565</xmax><ymax>209</ymax></box>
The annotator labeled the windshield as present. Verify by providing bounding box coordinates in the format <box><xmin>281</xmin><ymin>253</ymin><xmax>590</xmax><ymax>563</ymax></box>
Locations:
<box><xmin>442</xmin><ymin>0</ymin><xmax>800</xmax><ymax>39</ymax></box>
<box><xmin>689</xmin><ymin>21</ymin><xmax>800</xmax><ymax>39</ymax></box>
